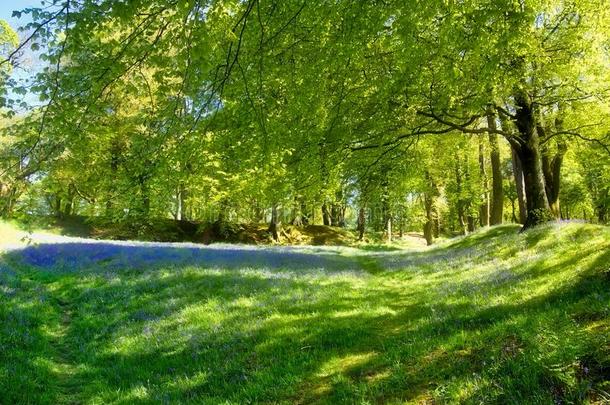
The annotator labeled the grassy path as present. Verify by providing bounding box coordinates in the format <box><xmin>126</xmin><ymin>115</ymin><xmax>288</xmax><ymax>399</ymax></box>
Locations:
<box><xmin>50</xmin><ymin>292</ymin><xmax>82</xmax><ymax>404</ymax></box>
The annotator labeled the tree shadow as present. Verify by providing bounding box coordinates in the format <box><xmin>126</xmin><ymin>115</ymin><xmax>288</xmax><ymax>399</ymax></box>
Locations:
<box><xmin>0</xmin><ymin>227</ymin><xmax>608</xmax><ymax>403</ymax></box>
<box><xmin>6</xmin><ymin>242</ymin><xmax>361</xmax><ymax>274</ymax></box>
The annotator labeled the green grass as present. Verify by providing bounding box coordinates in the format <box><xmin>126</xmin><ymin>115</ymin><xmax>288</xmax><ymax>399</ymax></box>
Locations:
<box><xmin>1</xmin><ymin>223</ymin><xmax>609</xmax><ymax>404</ymax></box>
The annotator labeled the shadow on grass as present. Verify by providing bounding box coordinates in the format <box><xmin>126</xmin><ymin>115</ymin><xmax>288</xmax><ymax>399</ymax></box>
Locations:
<box><xmin>8</xmin><ymin>242</ymin><xmax>360</xmax><ymax>274</ymax></box>
<box><xmin>0</xmin><ymin>226</ymin><xmax>608</xmax><ymax>403</ymax></box>
<box><xmin>441</xmin><ymin>224</ymin><xmax>521</xmax><ymax>250</ymax></box>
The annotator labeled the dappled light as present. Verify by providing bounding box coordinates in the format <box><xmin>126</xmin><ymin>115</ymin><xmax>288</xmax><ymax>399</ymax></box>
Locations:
<box><xmin>1</xmin><ymin>223</ymin><xmax>608</xmax><ymax>403</ymax></box>
<box><xmin>0</xmin><ymin>0</ymin><xmax>609</xmax><ymax>403</ymax></box>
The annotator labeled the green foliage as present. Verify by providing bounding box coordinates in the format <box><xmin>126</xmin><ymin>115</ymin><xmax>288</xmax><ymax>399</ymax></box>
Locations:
<box><xmin>1</xmin><ymin>0</ymin><xmax>609</xmax><ymax>232</ymax></box>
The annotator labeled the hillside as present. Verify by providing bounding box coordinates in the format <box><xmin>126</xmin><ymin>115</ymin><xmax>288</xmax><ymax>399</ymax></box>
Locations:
<box><xmin>0</xmin><ymin>222</ymin><xmax>608</xmax><ymax>403</ymax></box>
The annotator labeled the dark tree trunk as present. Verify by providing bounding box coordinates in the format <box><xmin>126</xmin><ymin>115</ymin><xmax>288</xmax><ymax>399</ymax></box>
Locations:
<box><xmin>268</xmin><ymin>204</ymin><xmax>282</xmax><ymax>242</ymax></box>
<box><xmin>537</xmin><ymin>113</ymin><xmax>566</xmax><ymax>219</ymax></box>
<box><xmin>357</xmin><ymin>207</ymin><xmax>366</xmax><ymax>241</ymax></box>
<box><xmin>321</xmin><ymin>203</ymin><xmax>331</xmax><ymax>226</ymax></box>
<box><xmin>54</xmin><ymin>195</ymin><xmax>62</xmax><ymax>218</ymax></box>
<box><xmin>381</xmin><ymin>177</ymin><xmax>392</xmax><ymax>242</ymax></box>
<box><xmin>214</xmin><ymin>200</ymin><xmax>230</xmax><ymax>236</ymax></box>
<box><xmin>423</xmin><ymin>194</ymin><xmax>434</xmax><ymax>246</ymax></box>
<box><xmin>301</xmin><ymin>201</ymin><xmax>309</xmax><ymax>225</ymax></box>
<box><xmin>330</xmin><ymin>203</ymin><xmax>346</xmax><ymax>227</ymax></box>
<box><xmin>541</xmin><ymin>141</ymin><xmax>567</xmax><ymax>219</ymax></box>
<box><xmin>488</xmin><ymin>111</ymin><xmax>504</xmax><ymax>225</ymax></box>
<box><xmin>63</xmin><ymin>184</ymin><xmax>75</xmax><ymax>217</ymax></box>
<box><xmin>510</xmin><ymin>198</ymin><xmax>518</xmax><ymax>223</ymax></box>
<box><xmin>597</xmin><ymin>190</ymin><xmax>608</xmax><ymax>223</ymax></box>
<box><xmin>511</xmin><ymin>91</ymin><xmax>552</xmax><ymax>229</ymax></box>
<box><xmin>510</xmin><ymin>146</ymin><xmax>527</xmax><ymax>224</ymax></box>
<box><xmin>423</xmin><ymin>172</ymin><xmax>440</xmax><ymax>245</ymax></box>
<box><xmin>455</xmin><ymin>158</ymin><xmax>468</xmax><ymax>235</ymax></box>
<box><xmin>398</xmin><ymin>213</ymin><xmax>404</xmax><ymax>238</ymax></box>
<box><xmin>467</xmin><ymin>216</ymin><xmax>475</xmax><ymax>233</ymax></box>
<box><xmin>464</xmin><ymin>152</ymin><xmax>476</xmax><ymax>232</ymax></box>
<box><xmin>478</xmin><ymin>137</ymin><xmax>490</xmax><ymax>227</ymax></box>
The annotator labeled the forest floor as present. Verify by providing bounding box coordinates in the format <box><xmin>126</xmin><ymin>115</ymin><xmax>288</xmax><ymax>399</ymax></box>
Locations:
<box><xmin>5</xmin><ymin>215</ymin><xmax>375</xmax><ymax>246</ymax></box>
<box><xmin>0</xmin><ymin>217</ymin><xmax>427</xmax><ymax>250</ymax></box>
<box><xmin>0</xmin><ymin>221</ymin><xmax>609</xmax><ymax>403</ymax></box>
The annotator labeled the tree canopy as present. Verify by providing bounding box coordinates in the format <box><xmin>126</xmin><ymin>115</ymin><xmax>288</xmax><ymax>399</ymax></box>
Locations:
<box><xmin>1</xmin><ymin>0</ymin><xmax>609</xmax><ymax>242</ymax></box>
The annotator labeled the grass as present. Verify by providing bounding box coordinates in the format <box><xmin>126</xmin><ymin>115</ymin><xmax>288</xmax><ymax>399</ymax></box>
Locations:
<box><xmin>7</xmin><ymin>215</ymin><xmax>364</xmax><ymax>245</ymax></box>
<box><xmin>0</xmin><ymin>219</ymin><xmax>42</xmax><ymax>247</ymax></box>
<box><xmin>0</xmin><ymin>222</ymin><xmax>609</xmax><ymax>403</ymax></box>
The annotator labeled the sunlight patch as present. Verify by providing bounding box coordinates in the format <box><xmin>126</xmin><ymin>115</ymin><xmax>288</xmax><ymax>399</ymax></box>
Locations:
<box><xmin>317</xmin><ymin>352</ymin><xmax>377</xmax><ymax>377</ymax></box>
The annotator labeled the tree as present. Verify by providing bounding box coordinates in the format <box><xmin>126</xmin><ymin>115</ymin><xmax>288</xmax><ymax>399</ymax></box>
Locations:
<box><xmin>1</xmin><ymin>0</ymin><xmax>608</xmax><ymax>237</ymax></box>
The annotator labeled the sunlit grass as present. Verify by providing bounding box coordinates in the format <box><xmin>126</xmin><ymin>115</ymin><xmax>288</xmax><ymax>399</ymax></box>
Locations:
<box><xmin>0</xmin><ymin>220</ymin><xmax>31</xmax><ymax>248</ymax></box>
<box><xmin>0</xmin><ymin>222</ymin><xmax>609</xmax><ymax>403</ymax></box>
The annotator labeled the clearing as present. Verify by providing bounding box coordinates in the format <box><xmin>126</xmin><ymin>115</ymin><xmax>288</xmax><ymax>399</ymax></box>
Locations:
<box><xmin>0</xmin><ymin>222</ymin><xmax>609</xmax><ymax>404</ymax></box>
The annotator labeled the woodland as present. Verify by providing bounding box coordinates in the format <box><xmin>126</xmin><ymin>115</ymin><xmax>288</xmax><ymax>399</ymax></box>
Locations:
<box><xmin>0</xmin><ymin>0</ymin><xmax>608</xmax><ymax>242</ymax></box>
<box><xmin>0</xmin><ymin>1</ymin><xmax>610</xmax><ymax>403</ymax></box>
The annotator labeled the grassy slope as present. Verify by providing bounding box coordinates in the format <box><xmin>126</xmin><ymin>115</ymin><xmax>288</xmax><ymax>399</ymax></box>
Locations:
<box><xmin>7</xmin><ymin>215</ymin><xmax>364</xmax><ymax>245</ymax></box>
<box><xmin>0</xmin><ymin>223</ymin><xmax>608</xmax><ymax>404</ymax></box>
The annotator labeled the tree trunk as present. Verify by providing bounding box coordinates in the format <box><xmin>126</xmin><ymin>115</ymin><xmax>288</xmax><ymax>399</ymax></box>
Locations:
<box><xmin>301</xmin><ymin>200</ymin><xmax>309</xmax><ymax>225</ymax></box>
<box><xmin>253</xmin><ymin>200</ymin><xmax>265</xmax><ymax>223</ymax></box>
<box><xmin>291</xmin><ymin>196</ymin><xmax>303</xmax><ymax>226</ymax></box>
<box><xmin>596</xmin><ymin>190</ymin><xmax>608</xmax><ymax>223</ymax></box>
<box><xmin>321</xmin><ymin>203</ymin><xmax>331</xmax><ymax>226</ymax></box>
<box><xmin>423</xmin><ymin>194</ymin><xmax>435</xmax><ymax>246</ymax></box>
<box><xmin>214</xmin><ymin>199</ymin><xmax>230</xmax><ymax>237</ymax></box>
<box><xmin>537</xmin><ymin>112</ymin><xmax>566</xmax><ymax>219</ymax></box>
<box><xmin>455</xmin><ymin>158</ymin><xmax>468</xmax><ymax>235</ymax></box>
<box><xmin>467</xmin><ymin>216</ymin><xmax>475</xmax><ymax>233</ymax></box>
<box><xmin>510</xmin><ymin>146</ymin><xmax>527</xmax><ymax>224</ymax></box>
<box><xmin>175</xmin><ymin>188</ymin><xmax>182</xmax><ymax>221</ymax></box>
<box><xmin>330</xmin><ymin>203</ymin><xmax>346</xmax><ymax>227</ymax></box>
<box><xmin>386</xmin><ymin>216</ymin><xmax>392</xmax><ymax>243</ymax></box>
<box><xmin>423</xmin><ymin>171</ymin><xmax>439</xmax><ymax>245</ymax></box>
<box><xmin>268</xmin><ymin>204</ymin><xmax>282</xmax><ymax>242</ymax></box>
<box><xmin>541</xmin><ymin>141</ymin><xmax>567</xmax><ymax>219</ymax></box>
<box><xmin>511</xmin><ymin>91</ymin><xmax>552</xmax><ymax>229</ymax></box>
<box><xmin>541</xmin><ymin>147</ymin><xmax>565</xmax><ymax>219</ymax></box>
<box><xmin>62</xmin><ymin>184</ymin><xmax>75</xmax><ymax>217</ymax></box>
<box><xmin>488</xmin><ymin>111</ymin><xmax>504</xmax><ymax>225</ymax></box>
<box><xmin>398</xmin><ymin>213</ymin><xmax>404</xmax><ymax>238</ymax></box>
<box><xmin>478</xmin><ymin>137</ymin><xmax>490</xmax><ymax>227</ymax></box>
<box><xmin>510</xmin><ymin>198</ymin><xmax>518</xmax><ymax>223</ymax></box>
<box><xmin>357</xmin><ymin>207</ymin><xmax>366</xmax><ymax>241</ymax></box>
<box><xmin>54</xmin><ymin>195</ymin><xmax>62</xmax><ymax>218</ymax></box>
<box><xmin>106</xmin><ymin>139</ymin><xmax>121</xmax><ymax>216</ymax></box>
<box><xmin>178</xmin><ymin>184</ymin><xmax>188</xmax><ymax>221</ymax></box>
<box><xmin>463</xmin><ymin>152</ymin><xmax>476</xmax><ymax>232</ymax></box>
<box><xmin>381</xmin><ymin>177</ymin><xmax>392</xmax><ymax>242</ymax></box>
